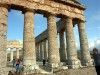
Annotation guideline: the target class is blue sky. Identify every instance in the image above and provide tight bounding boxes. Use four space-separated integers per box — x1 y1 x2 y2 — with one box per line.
81 0 100 49
8 11 47 40
7 0 100 49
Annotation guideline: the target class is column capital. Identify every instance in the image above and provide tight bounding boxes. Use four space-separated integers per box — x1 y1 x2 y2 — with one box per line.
0 4 11 11
22 8 35 14
44 12 56 18
61 15 73 20
77 19 86 23
0 4 9 8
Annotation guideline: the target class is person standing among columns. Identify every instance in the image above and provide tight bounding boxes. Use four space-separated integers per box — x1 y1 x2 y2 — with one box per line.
78 19 93 66
47 13 60 68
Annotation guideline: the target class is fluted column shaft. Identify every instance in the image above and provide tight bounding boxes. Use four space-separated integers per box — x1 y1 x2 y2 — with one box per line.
23 10 36 68
43 40 48 60
0 5 8 75
59 31 67 62
65 17 81 68
47 14 60 67
78 20 93 66
36 43 40 61
40 42 44 61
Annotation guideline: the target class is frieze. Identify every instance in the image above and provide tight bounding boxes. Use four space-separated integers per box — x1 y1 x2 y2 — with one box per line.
0 0 85 20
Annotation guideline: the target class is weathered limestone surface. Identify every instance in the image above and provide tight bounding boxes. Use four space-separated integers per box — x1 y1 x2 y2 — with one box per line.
0 5 8 75
36 43 40 61
78 21 93 66
0 0 85 20
40 42 44 61
23 10 38 74
59 31 67 62
47 14 60 68
43 40 48 60
65 17 81 68
0 0 97 75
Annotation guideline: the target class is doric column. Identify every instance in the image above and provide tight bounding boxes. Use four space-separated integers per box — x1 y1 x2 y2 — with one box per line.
38 43 41 61
23 10 38 73
40 42 44 61
59 31 67 62
0 5 9 75
16 48 19 59
47 13 60 68
78 20 93 66
36 43 40 61
43 40 48 60
10 50 13 62
65 17 81 68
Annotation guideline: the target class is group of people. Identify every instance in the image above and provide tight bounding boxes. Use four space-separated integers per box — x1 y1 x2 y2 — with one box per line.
12 59 23 74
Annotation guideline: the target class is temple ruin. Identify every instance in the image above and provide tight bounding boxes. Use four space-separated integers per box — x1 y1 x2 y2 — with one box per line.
0 0 97 75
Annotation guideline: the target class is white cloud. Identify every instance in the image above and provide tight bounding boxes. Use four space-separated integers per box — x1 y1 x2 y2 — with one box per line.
89 38 100 53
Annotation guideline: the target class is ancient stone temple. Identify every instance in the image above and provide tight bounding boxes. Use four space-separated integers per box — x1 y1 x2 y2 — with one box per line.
0 0 97 75
7 40 23 61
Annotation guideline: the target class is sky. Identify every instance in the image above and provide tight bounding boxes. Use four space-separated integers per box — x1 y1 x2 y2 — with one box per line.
7 0 100 50
81 0 100 50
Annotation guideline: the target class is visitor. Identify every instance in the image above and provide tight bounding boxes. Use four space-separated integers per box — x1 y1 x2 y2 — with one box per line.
43 59 46 66
15 59 20 73
93 48 100 75
12 59 16 67
19 59 23 74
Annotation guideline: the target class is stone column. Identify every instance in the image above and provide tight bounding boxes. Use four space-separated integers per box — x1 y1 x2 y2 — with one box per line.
40 42 43 61
36 43 40 61
78 20 93 66
16 48 19 59
65 17 81 68
43 40 48 60
38 43 41 61
10 50 13 62
23 10 38 73
0 5 9 75
59 31 67 62
47 14 60 68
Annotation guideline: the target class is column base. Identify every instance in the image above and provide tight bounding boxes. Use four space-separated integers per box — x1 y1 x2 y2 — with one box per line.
23 64 40 75
68 59 82 69
47 63 63 68
82 59 93 66
47 62 68 73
